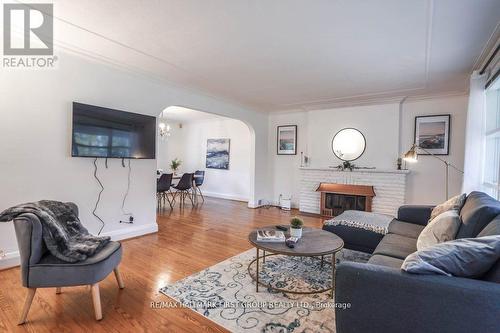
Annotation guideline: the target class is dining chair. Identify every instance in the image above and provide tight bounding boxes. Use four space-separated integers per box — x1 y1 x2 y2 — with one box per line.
157 173 174 209
194 170 205 202
172 173 194 206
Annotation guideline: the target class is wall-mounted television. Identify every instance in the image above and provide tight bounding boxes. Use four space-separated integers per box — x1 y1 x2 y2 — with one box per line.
72 102 156 159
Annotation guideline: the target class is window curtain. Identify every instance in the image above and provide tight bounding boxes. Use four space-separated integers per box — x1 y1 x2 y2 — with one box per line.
462 71 487 193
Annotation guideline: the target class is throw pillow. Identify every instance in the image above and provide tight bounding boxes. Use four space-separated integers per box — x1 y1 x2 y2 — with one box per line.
429 193 466 222
401 235 500 277
416 210 461 250
478 214 500 283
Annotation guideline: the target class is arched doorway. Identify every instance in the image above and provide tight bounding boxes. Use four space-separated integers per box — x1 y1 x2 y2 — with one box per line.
157 106 254 204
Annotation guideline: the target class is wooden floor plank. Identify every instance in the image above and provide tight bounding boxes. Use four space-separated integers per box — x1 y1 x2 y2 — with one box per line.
0 197 323 332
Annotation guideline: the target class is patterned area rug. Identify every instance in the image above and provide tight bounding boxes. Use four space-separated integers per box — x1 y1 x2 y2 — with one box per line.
160 248 370 332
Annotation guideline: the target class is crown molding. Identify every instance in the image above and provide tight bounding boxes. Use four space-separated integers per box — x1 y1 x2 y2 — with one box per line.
404 90 468 102
270 89 467 113
472 22 500 72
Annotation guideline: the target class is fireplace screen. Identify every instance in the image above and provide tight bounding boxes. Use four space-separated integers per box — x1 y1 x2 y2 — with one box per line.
316 183 375 218
324 193 367 216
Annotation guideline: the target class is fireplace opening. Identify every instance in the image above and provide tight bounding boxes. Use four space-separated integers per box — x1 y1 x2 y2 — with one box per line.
316 183 375 218
324 193 367 216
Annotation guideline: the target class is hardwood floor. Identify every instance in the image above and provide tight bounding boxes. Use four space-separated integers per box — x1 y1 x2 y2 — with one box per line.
0 197 324 333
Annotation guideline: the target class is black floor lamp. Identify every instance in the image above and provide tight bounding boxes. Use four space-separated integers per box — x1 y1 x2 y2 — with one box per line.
403 144 464 200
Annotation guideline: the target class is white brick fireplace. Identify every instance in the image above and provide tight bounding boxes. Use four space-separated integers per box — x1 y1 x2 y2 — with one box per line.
299 167 410 216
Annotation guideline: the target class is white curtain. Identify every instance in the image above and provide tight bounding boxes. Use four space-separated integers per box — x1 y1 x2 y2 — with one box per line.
462 71 487 193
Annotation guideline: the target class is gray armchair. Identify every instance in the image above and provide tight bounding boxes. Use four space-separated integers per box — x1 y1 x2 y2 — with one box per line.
13 202 124 324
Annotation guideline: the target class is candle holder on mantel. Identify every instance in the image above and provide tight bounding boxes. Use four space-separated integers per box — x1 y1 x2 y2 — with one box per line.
337 161 356 171
300 152 310 167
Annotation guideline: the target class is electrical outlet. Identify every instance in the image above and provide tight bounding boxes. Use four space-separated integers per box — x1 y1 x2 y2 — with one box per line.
119 215 134 224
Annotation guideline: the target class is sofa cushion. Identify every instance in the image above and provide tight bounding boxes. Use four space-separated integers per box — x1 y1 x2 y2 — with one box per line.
401 236 500 277
416 210 461 250
368 254 404 269
478 215 500 283
373 234 417 259
478 214 500 237
397 205 434 226
429 193 466 222
484 259 500 283
322 224 384 254
388 220 425 239
457 191 500 238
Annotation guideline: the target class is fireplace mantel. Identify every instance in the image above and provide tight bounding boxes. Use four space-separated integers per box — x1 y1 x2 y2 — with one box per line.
300 166 410 174
316 183 376 197
300 167 409 216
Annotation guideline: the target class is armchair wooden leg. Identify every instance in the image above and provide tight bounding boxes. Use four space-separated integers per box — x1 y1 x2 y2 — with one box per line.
114 267 125 289
56 287 62 294
18 288 36 325
91 284 102 321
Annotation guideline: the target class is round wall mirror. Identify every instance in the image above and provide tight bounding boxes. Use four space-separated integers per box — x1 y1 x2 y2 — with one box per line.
331 128 366 161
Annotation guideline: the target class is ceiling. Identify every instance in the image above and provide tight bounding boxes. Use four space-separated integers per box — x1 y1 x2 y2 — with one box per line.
46 0 500 111
159 106 221 123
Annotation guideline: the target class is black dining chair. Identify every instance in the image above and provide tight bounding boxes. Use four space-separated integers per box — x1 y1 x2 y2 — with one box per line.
172 173 194 206
157 173 174 209
194 170 205 202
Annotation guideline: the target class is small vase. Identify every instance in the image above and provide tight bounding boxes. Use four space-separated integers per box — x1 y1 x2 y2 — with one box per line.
290 227 302 238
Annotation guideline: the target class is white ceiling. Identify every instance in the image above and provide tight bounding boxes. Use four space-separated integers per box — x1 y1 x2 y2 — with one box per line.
47 0 500 111
159 106 221 123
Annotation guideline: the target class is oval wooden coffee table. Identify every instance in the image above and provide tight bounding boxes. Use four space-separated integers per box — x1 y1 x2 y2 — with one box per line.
248 226 344 297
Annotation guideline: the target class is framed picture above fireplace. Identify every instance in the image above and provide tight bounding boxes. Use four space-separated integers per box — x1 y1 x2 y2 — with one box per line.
277 125 297 155
414 114 450 155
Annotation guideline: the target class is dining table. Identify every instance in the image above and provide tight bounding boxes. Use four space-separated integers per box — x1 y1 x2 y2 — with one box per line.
157 172 202 204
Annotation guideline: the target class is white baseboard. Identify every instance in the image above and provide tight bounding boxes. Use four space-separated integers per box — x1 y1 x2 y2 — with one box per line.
201 191 248 202
0 250 20 270
247 201 259 208
247 200 300 210
0 222 158 271
101 222 158 241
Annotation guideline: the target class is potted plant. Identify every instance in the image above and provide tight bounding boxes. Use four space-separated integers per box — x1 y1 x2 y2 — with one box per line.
170 158 182 175
290 216 304 238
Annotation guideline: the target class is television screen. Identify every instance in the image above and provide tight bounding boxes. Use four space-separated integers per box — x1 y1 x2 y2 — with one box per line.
72 102 156 159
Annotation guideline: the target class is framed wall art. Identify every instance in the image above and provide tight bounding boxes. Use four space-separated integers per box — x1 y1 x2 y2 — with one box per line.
414 114 450 155
277 125 297 155
206 138 230 169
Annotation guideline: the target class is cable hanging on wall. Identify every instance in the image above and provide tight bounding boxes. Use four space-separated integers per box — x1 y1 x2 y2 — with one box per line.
92 158 106 235
120 158 133 222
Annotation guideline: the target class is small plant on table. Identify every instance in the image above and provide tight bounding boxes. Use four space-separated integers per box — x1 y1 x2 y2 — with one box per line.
290 216 304 238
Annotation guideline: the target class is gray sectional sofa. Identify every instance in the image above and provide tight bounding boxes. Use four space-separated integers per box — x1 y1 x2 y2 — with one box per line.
333 191 500 333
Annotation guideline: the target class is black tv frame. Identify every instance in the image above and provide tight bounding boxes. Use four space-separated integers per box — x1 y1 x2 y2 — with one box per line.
71 102 156 159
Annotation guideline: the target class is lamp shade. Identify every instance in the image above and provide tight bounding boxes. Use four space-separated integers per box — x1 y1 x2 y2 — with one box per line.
403 144 418 162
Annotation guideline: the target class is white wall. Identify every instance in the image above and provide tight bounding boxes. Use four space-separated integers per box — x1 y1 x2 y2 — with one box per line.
268 111 308 207
158 118 251 201
269 104 400 207
269 95 468 208
0 51 271 268
306 104 400 168
401 96 467 204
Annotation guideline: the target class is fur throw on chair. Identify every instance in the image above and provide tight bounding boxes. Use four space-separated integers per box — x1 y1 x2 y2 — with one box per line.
0 200 110 262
